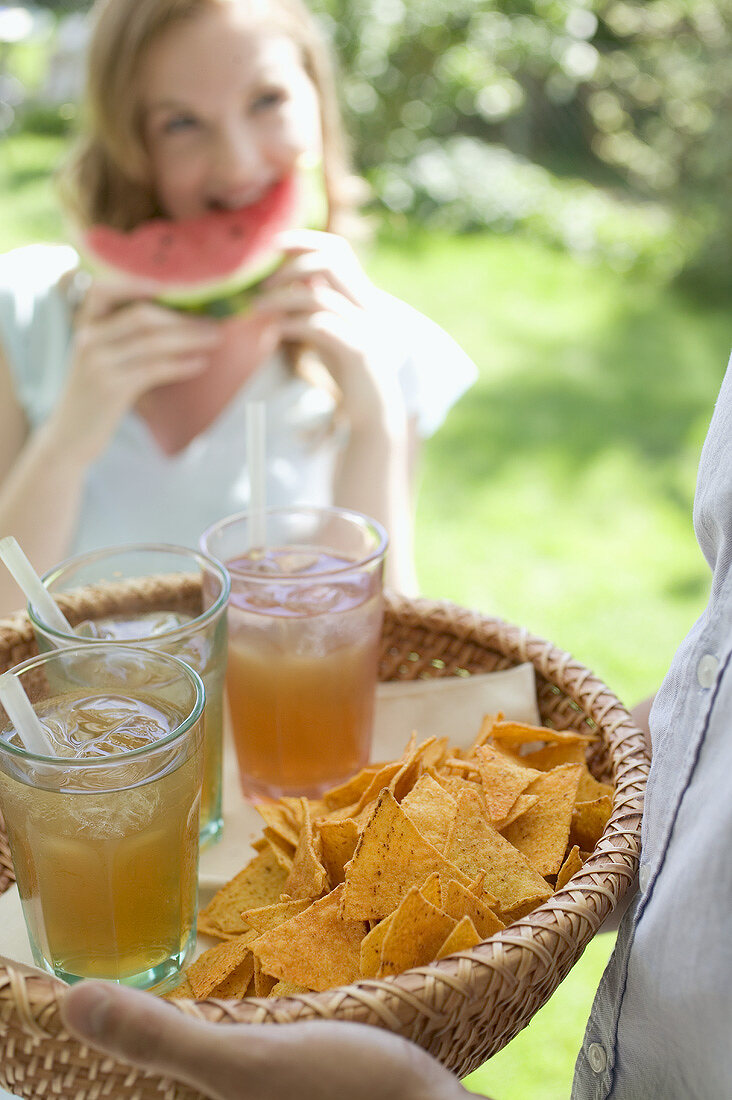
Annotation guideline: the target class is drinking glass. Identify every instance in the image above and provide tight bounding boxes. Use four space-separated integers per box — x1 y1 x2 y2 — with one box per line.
0 643 204 990
201 505 387 799
28 544 229 846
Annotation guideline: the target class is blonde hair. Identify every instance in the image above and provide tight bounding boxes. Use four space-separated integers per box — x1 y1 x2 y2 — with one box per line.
58 0 361 232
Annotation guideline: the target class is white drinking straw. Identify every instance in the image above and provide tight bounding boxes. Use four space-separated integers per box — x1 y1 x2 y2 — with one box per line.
246 402 267 551
0 672 56 756
0 536 73 634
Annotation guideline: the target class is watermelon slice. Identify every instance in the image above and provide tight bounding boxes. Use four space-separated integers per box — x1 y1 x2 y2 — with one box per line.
82 158 327 317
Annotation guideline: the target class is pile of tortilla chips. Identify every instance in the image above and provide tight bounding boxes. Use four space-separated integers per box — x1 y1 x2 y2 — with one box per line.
167 717 613 1000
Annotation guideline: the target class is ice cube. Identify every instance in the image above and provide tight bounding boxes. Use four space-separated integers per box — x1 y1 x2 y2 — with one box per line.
74 619 107 639
281 583 342 615
275 551 321 575
76 611 193 642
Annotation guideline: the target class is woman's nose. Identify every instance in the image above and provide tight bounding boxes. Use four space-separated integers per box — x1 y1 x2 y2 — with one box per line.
212 123 265 190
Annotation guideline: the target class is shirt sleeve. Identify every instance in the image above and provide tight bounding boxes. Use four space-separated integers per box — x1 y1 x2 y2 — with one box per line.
380 293 478 438
0 244 78 426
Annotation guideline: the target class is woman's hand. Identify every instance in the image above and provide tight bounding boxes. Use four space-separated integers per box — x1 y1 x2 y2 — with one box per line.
51 280 222 462
255 229 407 432
62 981 474 1100
255 229 419 592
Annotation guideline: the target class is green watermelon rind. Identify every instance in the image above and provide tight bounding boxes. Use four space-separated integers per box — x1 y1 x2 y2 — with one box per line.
157 249 286 314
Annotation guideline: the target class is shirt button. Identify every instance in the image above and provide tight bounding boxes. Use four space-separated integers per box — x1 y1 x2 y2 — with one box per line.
639 863 650 892
697 654 719 688
587 1042 607 1074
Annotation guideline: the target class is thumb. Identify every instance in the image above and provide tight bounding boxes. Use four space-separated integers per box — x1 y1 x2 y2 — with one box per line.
62 981 236 1092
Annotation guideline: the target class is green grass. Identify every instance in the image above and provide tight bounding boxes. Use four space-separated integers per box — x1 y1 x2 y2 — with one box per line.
369 229 729 706
1 129 730 1099
464 933 616 1100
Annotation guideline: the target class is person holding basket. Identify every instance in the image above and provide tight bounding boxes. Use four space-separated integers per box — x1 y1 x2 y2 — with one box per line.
61 345 732 1099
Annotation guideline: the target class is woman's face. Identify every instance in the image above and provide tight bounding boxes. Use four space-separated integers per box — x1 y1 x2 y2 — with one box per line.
139 4 323 219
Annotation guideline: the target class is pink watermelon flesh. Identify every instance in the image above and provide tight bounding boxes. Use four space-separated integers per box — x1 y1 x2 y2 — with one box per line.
83 167 323 313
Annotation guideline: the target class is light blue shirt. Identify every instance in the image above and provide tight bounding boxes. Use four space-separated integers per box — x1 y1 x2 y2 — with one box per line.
573 353 732 1099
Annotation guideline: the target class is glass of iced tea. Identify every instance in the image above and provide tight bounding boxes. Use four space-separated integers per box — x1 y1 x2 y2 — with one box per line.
28 544 229 847
0 643 204 990
201 506 387 799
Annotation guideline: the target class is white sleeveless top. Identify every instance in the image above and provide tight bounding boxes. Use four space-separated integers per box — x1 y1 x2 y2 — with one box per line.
0 244 477 555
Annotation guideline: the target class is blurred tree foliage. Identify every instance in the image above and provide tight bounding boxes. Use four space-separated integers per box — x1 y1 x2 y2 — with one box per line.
13 0 732 287
311 0 730 287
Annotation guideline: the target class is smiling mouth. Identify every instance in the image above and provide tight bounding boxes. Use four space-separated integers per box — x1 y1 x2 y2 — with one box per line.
207 180 280 212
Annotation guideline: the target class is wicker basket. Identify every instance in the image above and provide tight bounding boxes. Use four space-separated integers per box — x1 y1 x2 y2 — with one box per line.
0 587 648 1099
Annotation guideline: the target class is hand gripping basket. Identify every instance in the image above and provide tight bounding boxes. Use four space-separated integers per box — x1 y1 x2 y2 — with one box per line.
0 587 649 1099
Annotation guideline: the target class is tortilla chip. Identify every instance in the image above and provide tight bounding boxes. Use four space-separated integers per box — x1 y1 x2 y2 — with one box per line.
162 974 194 999
418 736 450 770
252 955 278 997
391 737 438 801
433 774 485 804
358 870 442 979
436 915 482 959
359 915 393 978
197 913 237 941
210 954 255 999
322 800 361 823
353 762 403 813
304 798 328 821
570 794 613 851
268 980 311 997
519 742 587 770
417 870 443 906
249 884 366 992
318 817 360 887
444 788 551 913
441 878 505 939
466 873 500 911
187 933 256 999
277 796 325 827
576 768 614 804
498 892 551 923
323 766 380 810
492 793 539 831
256 802 300 847
263 829 295 872
464 712 505 757
241 898 311 933
341 789 472 920
400 774 458 851
443 757 480 775
556 845 584 891
475 744 540 822
377 887 456 977
199 848 288 936
502 764 583 877
490 721 597 747
283 800 328 900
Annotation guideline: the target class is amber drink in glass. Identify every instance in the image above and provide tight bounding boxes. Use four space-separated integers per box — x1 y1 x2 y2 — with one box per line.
202 506 387 799
0 643 204 990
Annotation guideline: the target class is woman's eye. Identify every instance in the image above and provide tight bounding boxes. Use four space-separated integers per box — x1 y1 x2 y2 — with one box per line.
251 90 285 112
163 115 198 134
